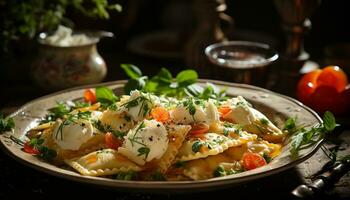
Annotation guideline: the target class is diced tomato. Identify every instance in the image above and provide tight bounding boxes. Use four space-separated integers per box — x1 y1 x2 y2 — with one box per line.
23 142 40 155
84 89 96 103
218 105 232 116
189 123 209 135
105 132 122 150
150 107 170 122
316 66 348 92
242 152 267 170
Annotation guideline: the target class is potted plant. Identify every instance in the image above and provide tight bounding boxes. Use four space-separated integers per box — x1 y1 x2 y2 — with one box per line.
0 0 121 81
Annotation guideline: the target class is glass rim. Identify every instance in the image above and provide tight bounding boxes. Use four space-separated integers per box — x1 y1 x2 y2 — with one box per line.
205 40 279 69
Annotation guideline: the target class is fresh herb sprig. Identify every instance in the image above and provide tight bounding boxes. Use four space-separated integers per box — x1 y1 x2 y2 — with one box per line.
121 64 226 100
95 86 119 108
286 111 337 157
0 113 15 133
92 120 126 139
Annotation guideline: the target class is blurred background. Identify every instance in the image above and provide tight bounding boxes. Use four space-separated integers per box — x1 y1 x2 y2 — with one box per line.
1 0 349 109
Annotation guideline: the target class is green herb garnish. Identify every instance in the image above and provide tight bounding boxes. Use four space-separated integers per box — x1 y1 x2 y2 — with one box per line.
137 147 150 158
27 138 57 161
288 111 337 157
192 141 203 153
0 113 15 133
148 171 166 181
260 118 269 125
213 165 243 177
92 120 126 139
263 153 272 163
95 86 119 108
115 171 138 181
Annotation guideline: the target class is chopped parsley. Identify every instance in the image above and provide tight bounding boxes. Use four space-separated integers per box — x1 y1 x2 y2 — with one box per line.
120 94 152 118
223 122 243 136
263 153 272 163
115 171 138 180
260 118 269 125
92 120 126 139
192 141 203 153
137 147 150 158
213 165 244 177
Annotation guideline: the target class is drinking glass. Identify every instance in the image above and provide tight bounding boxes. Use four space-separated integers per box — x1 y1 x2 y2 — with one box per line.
205 41 279 87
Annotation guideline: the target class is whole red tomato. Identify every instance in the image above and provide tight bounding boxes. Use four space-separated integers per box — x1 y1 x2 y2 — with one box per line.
296 66 349 115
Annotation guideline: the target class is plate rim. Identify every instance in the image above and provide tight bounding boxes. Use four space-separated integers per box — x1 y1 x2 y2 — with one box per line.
0 79 323 192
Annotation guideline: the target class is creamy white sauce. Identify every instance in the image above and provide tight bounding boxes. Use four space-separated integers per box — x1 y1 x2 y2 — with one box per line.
222 97 282 134
123 119 168 162
170 100 219 125
43 25 92 46
52 118 94 150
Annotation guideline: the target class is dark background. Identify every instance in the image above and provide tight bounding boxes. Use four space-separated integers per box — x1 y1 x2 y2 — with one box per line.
1 0 350 108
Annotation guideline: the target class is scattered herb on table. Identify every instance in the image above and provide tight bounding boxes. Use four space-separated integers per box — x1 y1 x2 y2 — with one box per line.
286 111 337 157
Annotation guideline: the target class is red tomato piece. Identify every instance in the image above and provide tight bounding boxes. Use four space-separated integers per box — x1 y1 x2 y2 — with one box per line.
150 107 170 122
105 132 122 150
310 85 343 114
23 142 40 155
242 152 267 170
296 70 321 105
316 66 348 92
84 89 96 103
189 123 209 135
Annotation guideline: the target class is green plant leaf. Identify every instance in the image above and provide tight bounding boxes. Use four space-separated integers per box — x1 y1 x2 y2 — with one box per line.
124 76 147 94
323 111 336 132
152 68 173 84
95 86 118 104
176 70 198 87
0 113 15 132
121 64 142 79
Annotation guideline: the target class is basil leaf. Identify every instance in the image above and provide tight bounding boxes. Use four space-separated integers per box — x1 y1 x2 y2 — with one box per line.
121 64 142 79
176 70 198 87
96 86 118 104
124 76 147 94
323 111 336 132
153 68 173 84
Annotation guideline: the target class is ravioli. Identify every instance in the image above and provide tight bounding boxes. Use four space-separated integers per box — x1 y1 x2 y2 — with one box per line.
65 149 142 176
221 96 286 143
177 133 242 162
25 87 287 181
